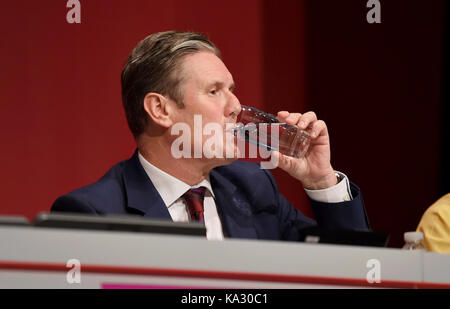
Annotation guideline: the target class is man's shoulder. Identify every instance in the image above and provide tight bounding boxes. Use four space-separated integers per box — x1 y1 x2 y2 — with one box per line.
420 193 450 224
73 158 128 194
51 158 130 214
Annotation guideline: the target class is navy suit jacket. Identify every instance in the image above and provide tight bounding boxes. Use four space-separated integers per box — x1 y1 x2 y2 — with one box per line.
51 151 370 240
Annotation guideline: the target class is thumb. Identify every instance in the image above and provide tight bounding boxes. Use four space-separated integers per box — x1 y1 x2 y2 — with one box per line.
272 150 304 181
272 150 291 171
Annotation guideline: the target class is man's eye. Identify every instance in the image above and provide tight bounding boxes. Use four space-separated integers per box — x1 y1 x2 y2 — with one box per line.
210 89 217 95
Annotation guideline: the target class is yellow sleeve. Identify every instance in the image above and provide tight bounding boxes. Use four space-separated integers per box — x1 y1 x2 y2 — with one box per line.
417 193 450 254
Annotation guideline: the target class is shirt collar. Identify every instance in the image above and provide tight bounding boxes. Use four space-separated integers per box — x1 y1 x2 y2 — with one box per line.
137 152 214 208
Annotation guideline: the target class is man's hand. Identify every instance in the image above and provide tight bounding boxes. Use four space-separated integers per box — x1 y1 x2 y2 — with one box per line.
273 111 337 190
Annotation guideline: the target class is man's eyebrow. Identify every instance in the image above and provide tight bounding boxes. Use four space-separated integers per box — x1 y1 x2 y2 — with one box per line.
207 81 235 90
205 81 223 88
207 81 236 92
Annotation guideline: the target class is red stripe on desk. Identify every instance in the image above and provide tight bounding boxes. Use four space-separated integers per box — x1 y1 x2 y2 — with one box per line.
0 261 449 289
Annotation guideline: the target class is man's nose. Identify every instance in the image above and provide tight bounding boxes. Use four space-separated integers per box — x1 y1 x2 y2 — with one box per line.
226 92 241 119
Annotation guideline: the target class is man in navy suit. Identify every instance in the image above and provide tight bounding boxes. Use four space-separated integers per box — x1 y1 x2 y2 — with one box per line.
52 31 370 240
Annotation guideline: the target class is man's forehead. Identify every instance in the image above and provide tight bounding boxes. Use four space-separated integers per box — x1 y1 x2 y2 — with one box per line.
180 51 234 85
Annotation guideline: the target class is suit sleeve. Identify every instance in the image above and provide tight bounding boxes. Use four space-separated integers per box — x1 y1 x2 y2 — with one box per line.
309 182 371 231
262 169 370 241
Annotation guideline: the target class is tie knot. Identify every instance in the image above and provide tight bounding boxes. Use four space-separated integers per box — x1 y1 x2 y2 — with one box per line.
183 187 207 201
183 187 207 222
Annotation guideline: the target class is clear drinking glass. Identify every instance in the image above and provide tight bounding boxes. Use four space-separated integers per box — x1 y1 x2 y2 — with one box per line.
233 105 311 158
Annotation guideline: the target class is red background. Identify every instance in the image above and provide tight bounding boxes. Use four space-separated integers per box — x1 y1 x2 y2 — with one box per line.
0 0 446 247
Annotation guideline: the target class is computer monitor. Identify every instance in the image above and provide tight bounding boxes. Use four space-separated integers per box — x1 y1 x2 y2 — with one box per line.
0 216 30 226
298 226 389 247
34 212 206 237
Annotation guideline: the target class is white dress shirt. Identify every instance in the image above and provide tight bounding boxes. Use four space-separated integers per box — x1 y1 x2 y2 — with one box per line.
304 171 353 203
138 152 353 240
138 153 224 240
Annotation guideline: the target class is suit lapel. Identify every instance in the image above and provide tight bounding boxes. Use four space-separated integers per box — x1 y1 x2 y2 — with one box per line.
122 150 172 220
210 168 258 239
122 151 258 239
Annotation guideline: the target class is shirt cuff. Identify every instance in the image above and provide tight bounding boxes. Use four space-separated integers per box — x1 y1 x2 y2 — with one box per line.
304 171 353 203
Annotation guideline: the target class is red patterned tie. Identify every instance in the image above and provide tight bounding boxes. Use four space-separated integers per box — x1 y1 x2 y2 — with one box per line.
182 187 207 222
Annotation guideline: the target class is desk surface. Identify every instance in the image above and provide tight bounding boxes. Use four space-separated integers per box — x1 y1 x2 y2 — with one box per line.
0 225 449 288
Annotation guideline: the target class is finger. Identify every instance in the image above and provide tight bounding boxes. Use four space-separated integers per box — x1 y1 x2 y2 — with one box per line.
284 113 302 125
309 119 327 139
297 111 317 130
276 111 290 122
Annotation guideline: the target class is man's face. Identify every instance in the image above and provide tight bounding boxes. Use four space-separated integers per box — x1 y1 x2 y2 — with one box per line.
170 51 241 162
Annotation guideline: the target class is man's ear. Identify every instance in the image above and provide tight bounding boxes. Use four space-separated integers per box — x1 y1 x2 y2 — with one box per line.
143 93 175 128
